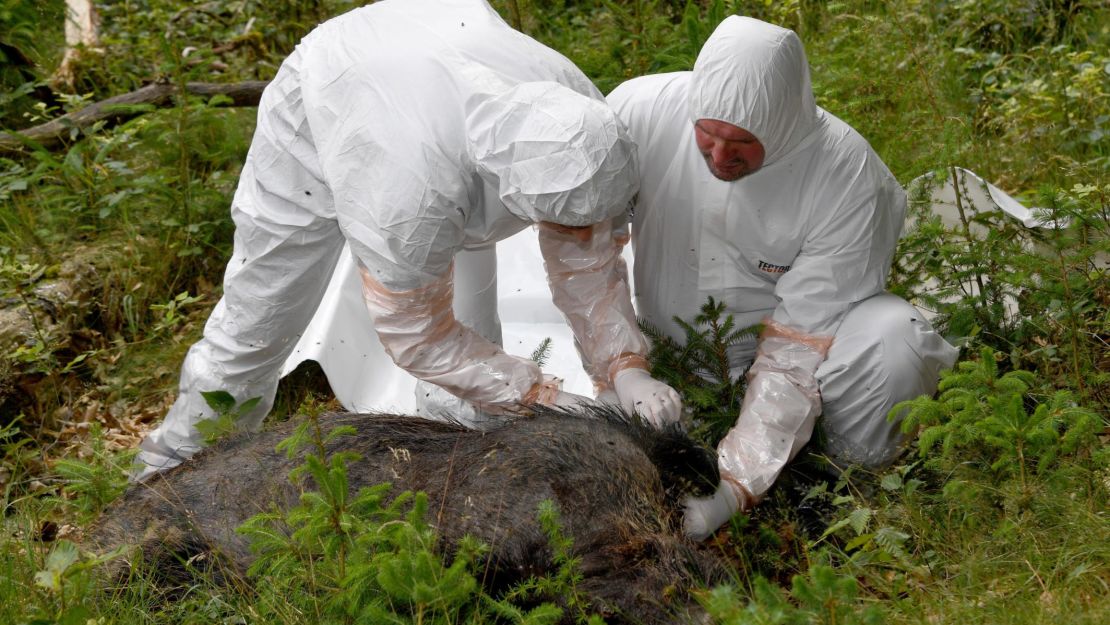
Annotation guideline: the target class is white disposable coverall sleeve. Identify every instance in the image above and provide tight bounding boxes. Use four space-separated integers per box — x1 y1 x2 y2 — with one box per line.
359 263 548 415
537 219 650 392
718 319 832 502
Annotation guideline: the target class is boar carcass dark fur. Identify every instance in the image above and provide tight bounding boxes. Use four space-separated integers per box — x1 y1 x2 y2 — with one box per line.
92 406 730 624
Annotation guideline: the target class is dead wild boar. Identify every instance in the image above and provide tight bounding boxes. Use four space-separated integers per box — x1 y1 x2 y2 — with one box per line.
91 406 730 624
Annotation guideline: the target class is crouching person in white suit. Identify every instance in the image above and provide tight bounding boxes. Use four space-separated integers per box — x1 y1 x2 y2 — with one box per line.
606 16 959 539
134 0 681 481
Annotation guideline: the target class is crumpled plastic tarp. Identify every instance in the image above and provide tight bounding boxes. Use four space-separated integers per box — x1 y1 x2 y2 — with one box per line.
909 166 1065 230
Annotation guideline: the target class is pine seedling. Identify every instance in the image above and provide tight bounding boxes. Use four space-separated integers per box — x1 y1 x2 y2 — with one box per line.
981 389 1101 488
50 423 133 520
641 296 758 446
238 415 387 605
790 565 884 625
895 347 1031 463
530 337 554 367
344 497 484 624
893 347 1101 487
502 499 606 624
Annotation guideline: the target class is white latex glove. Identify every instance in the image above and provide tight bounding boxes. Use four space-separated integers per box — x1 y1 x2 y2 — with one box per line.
682 481 744 541
542 389 603 410
595 388 620 406
612 367 683 428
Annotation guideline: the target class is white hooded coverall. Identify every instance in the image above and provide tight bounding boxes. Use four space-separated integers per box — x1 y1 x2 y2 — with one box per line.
607 16 958 516
136 0 661 477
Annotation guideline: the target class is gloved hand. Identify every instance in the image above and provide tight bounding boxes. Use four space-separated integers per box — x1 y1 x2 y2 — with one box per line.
612 367 682 428
595 388 620 406
682 480 749 541
542 389 602 410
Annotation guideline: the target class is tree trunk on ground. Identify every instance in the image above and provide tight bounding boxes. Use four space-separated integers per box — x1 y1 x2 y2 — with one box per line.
0 80 269 154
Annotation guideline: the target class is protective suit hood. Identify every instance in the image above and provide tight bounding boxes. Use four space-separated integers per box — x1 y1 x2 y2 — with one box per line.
690 16 818 166
467 81 639 226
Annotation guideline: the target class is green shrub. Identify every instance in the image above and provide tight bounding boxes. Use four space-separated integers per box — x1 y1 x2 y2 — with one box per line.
702 564 884 625
894 347 1102 489
237 414 598 624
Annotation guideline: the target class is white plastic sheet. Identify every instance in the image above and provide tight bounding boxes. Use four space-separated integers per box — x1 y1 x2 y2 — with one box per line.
909 166 1062 230
280 227 621 413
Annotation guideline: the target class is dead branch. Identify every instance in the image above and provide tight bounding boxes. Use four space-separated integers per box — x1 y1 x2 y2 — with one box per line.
0 79 268 155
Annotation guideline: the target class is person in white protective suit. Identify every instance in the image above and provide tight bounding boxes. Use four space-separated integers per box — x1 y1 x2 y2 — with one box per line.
606 16 960 540
134 0 681 480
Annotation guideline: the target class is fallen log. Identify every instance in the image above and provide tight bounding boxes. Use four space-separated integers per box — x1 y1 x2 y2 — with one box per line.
0 79 268 155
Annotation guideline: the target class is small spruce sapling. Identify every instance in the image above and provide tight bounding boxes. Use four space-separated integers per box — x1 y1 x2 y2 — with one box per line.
50 423 133 521
640 296 759 446
892 346 1101 488
530 337 554 367
501 499 607 625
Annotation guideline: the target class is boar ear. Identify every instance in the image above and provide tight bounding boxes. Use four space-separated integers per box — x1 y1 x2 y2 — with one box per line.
645 432 719 502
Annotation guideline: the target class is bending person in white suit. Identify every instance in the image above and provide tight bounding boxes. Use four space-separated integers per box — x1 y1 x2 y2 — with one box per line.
606 16 959 539
134 0 681 481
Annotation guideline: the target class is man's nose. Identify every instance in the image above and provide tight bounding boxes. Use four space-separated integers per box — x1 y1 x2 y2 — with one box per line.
710 141 731 165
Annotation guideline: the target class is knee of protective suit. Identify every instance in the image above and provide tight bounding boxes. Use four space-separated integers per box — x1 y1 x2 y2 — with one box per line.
816 294 958 469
